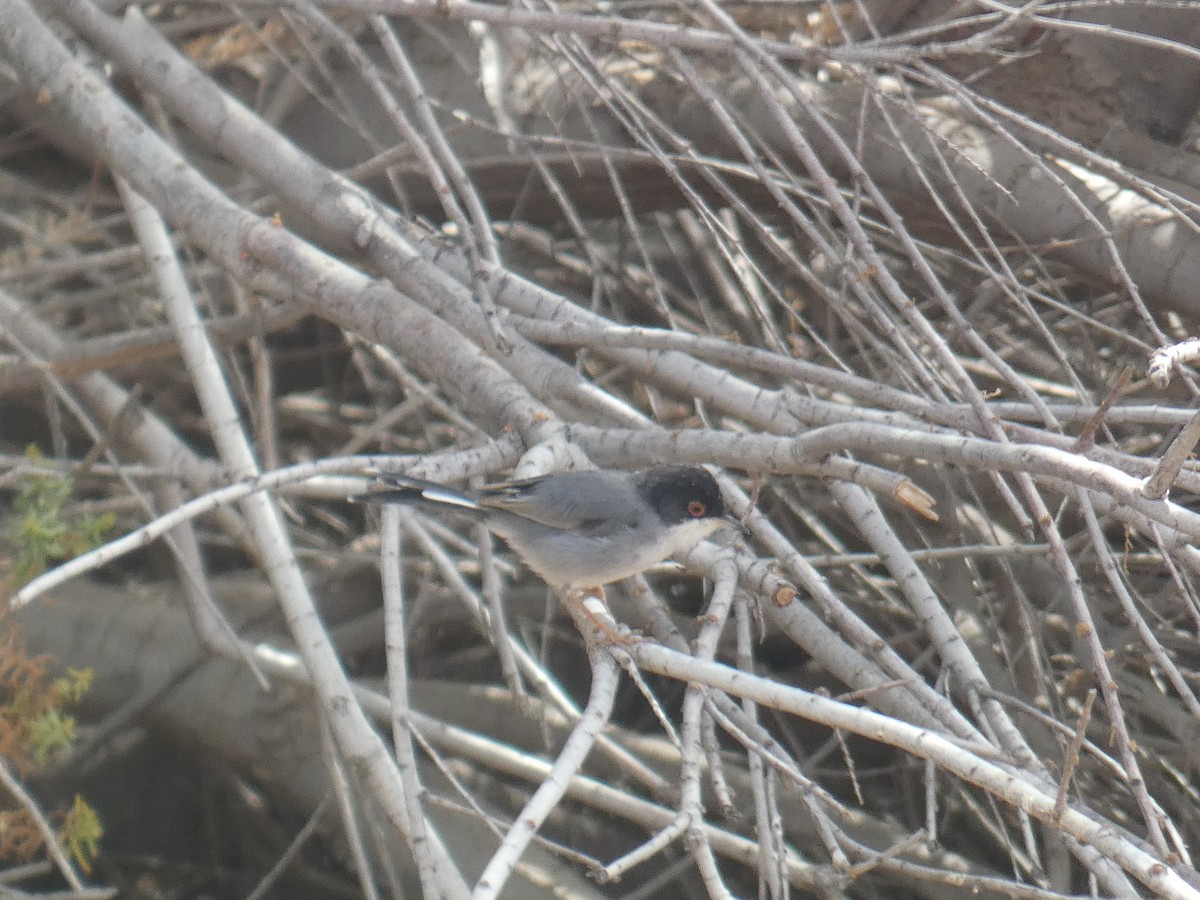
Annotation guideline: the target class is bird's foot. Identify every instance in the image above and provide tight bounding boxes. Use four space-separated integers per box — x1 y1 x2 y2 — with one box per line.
565 587 643 646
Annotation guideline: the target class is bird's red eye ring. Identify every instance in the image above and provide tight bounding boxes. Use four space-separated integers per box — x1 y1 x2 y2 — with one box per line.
688 500 707 518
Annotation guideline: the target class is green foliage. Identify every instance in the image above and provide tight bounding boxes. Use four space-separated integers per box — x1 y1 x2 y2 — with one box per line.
6 446 114 587
27 709 76 766
0 452 103 872
18 668 91 766
53 669 92 706
61 795 102 874
0 629 99 871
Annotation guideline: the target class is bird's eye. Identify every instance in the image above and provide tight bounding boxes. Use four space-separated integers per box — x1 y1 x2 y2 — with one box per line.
688 500 707 517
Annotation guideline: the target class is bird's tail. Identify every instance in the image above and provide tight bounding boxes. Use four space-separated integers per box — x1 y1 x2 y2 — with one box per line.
350 475 486 517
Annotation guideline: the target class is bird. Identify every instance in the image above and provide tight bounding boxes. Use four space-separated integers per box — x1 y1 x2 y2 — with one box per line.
355 465 736 591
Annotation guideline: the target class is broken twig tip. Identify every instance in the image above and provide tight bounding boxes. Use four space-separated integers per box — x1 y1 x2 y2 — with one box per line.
895 480 939 522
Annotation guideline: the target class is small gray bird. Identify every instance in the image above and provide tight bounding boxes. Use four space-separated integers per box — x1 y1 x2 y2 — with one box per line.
357 466 735 590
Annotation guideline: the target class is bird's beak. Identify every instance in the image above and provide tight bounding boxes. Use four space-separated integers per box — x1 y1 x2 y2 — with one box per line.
722 513 749 536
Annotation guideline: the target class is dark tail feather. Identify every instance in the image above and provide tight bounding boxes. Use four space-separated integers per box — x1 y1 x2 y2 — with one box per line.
349 476 486 518
349 487 425 505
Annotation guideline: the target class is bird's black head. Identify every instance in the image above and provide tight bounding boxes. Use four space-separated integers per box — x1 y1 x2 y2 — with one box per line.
636 466 727 525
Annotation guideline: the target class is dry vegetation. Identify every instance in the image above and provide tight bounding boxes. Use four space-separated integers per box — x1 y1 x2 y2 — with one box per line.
3 1 1200 898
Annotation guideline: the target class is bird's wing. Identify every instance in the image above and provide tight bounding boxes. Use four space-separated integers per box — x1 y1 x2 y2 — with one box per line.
478 470 636 532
